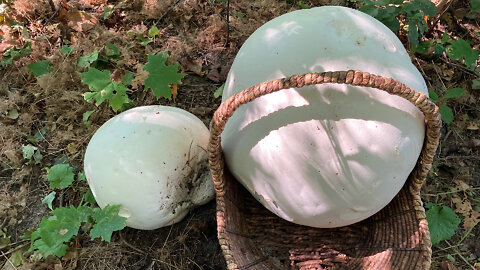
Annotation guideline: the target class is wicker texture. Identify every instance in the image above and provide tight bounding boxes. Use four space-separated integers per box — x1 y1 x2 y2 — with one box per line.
208 70 441 270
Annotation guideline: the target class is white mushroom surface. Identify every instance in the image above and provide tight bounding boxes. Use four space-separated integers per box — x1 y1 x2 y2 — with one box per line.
84 105 214 230
221 6 428 228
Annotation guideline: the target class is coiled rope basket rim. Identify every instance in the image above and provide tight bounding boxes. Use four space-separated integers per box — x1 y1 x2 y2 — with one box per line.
207 70 441 270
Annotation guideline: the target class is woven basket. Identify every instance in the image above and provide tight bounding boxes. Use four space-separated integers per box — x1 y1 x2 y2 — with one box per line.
208 70 441 270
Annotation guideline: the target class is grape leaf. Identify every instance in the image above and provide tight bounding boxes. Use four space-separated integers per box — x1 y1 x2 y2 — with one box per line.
90 205 126 242
439 105 454 124
143 52 186 99
47 164 75 189
30 206 93 258
443 87 465 99
77 50 98 68
80 67 130 111
28 60 52 77
42 191 56 210
446 39 479 67
425 203 460 245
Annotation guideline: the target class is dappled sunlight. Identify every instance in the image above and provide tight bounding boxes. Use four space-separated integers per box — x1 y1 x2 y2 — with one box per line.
223 81 425 227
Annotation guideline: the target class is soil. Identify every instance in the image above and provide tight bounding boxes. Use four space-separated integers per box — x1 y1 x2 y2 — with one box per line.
0 0 479 269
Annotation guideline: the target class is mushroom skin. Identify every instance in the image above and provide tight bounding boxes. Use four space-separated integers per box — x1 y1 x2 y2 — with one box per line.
84 105 214 230
221 6 428 228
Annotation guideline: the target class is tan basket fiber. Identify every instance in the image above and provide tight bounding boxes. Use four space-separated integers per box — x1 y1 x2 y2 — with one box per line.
208 70 441 270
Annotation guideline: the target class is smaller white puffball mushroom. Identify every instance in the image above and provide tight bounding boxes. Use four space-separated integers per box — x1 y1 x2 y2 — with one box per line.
84 105 214 230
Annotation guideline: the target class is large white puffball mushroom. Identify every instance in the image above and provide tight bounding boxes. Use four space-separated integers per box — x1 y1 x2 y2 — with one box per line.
222 6 428 228
84 106 214 230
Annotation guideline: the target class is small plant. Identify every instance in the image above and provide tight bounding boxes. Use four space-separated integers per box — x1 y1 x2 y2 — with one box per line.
21 144 43 164
80 67 132 111
132 25 161 46
425 202 461 245
1 42 32 66
103 5 115 20
143 51 186 99
429 87 465 124
29 163 127 258
357 0 436 46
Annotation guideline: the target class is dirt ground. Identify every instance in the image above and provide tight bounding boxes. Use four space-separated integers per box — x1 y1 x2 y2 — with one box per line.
0 0 479 269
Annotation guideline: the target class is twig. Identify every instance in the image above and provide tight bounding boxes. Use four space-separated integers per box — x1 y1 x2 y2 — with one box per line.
0 251 18 270
47 0 56 13
156 0 183 24
444 155 480 160
440 57 480 77
119 231 146 255
445 240 476 270
206 0 245 37
226 0 230 46
432 0 456 29
0 241 29 257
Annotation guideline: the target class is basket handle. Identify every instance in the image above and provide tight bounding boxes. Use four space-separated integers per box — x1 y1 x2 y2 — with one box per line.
207 70 441 197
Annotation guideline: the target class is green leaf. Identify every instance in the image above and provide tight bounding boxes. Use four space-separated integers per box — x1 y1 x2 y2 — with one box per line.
6 108 18 119
27 129 46 144
412 0 437 16
90 205 126 242
407 24 420 45
104 43 121 60
77 172 87 182
30 206 93 258
80 67 131 111
443 87 465 99
446 39 479 67
1 42 32 66
28 60 52 77
83 188 97 205
77 50 99 68
148 25 160 38
441 31 450 44
21 144 38 160
60 45 75 55
235 11 245 18
439 105 454 124
11 249 26 267
143 52 186 99
472 0 480 13
214 84 224 98
103 5 114 19
121 72 133 85
425 203 460 245
42 191 56 210
434 43 445 55
33 151 43 164
82 110 94 126
46 164 75 189
428 90 438 102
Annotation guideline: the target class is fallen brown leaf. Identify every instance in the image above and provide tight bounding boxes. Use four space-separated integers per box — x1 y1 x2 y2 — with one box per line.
452 194 480 230
62 11 98 32
440 260 458 270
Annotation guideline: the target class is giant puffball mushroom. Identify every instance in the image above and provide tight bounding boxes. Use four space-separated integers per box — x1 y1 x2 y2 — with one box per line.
221 6 428 228
84 105 214 230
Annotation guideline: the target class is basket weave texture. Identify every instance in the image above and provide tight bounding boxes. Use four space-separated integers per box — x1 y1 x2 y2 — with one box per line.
208 70 441 270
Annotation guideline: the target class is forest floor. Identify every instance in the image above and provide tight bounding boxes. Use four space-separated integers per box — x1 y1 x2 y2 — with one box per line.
0 0 479 269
